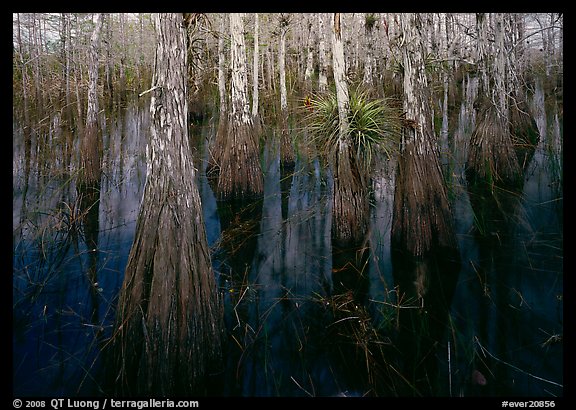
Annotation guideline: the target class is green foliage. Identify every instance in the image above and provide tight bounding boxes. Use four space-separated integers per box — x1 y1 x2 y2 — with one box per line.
304 86 402 171
364 13 378 31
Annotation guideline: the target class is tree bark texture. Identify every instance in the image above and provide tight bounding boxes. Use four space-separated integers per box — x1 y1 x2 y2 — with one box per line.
332 142 370 243
362 14 375 87
331 13 350 140
207 14 228 176
391 13 458 258
468 13 521 187
110 13 223 395
31 13 44 115
475 13 490 95
80 13 103 185
303 14 314 89
252 13 260 118
217 13 263 199
493 13 508 120
278 14 294 163
317 13 328 92
279 16 288 113
73 15 84 132
330 13 369 243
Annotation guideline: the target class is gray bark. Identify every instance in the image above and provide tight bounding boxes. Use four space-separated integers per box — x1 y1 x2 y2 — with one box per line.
391 13 458 257
31 14 43 110
318 13 328 91
217 13 263 198
86 13 103 129
111 13 222 395
331 13 349 139
252 13 260 118
119 13 127 96
80 13 104 185
362 13 376 87
279 14 289 113
218 14 228 115
208 13 229 174
475 13 490 94
266 41 275 92
303 14 314 88
229 13 252 126
467 13 522 186
330 13 368 242
278 14 294 162
60 13 71 113
73 15 83 129
493 13 508 121
103 15 114 103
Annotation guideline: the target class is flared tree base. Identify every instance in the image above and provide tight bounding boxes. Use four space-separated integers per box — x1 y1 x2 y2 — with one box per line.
466 103 523 189
216 118 263 200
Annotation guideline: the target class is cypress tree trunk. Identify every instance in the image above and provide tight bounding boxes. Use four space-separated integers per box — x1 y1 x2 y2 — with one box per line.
64 13 74 126
217 13 263 199
390 16 461 396
467 13 522 188
59 13 72 121
279 15 288 114
331 13 369 243
266 42 275 93
31 13 44 116
252 13 260 121
118 13 127 101
303 14 314 90
72 14 84 133
362 13 376 87
475 13 490 95
103 15 115 108
332 13 349 148
391 13 458 258
207 14 228 179
506 13 539 171
318 13 328 92
80 13 103 186
109 13 223 396
278 14 294 163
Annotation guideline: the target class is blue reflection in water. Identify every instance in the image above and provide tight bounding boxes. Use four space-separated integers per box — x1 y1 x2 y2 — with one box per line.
12 85 562 397
13 102 148 396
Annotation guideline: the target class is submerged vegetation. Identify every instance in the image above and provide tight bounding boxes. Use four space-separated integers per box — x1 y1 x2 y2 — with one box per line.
13 12 562 398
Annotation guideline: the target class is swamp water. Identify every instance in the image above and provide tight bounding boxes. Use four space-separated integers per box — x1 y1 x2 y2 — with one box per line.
13 82 562 397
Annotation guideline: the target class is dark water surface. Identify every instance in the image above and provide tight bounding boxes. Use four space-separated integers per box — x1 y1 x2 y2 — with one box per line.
13 81 562 397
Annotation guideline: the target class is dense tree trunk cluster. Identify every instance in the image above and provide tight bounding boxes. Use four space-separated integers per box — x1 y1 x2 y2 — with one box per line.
466 13 541 189
13 11 562 396
391 13 458 258
13 13 562 116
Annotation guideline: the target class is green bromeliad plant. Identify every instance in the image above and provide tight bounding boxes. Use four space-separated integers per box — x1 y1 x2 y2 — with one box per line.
304 85 402 173
303 85 402 243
